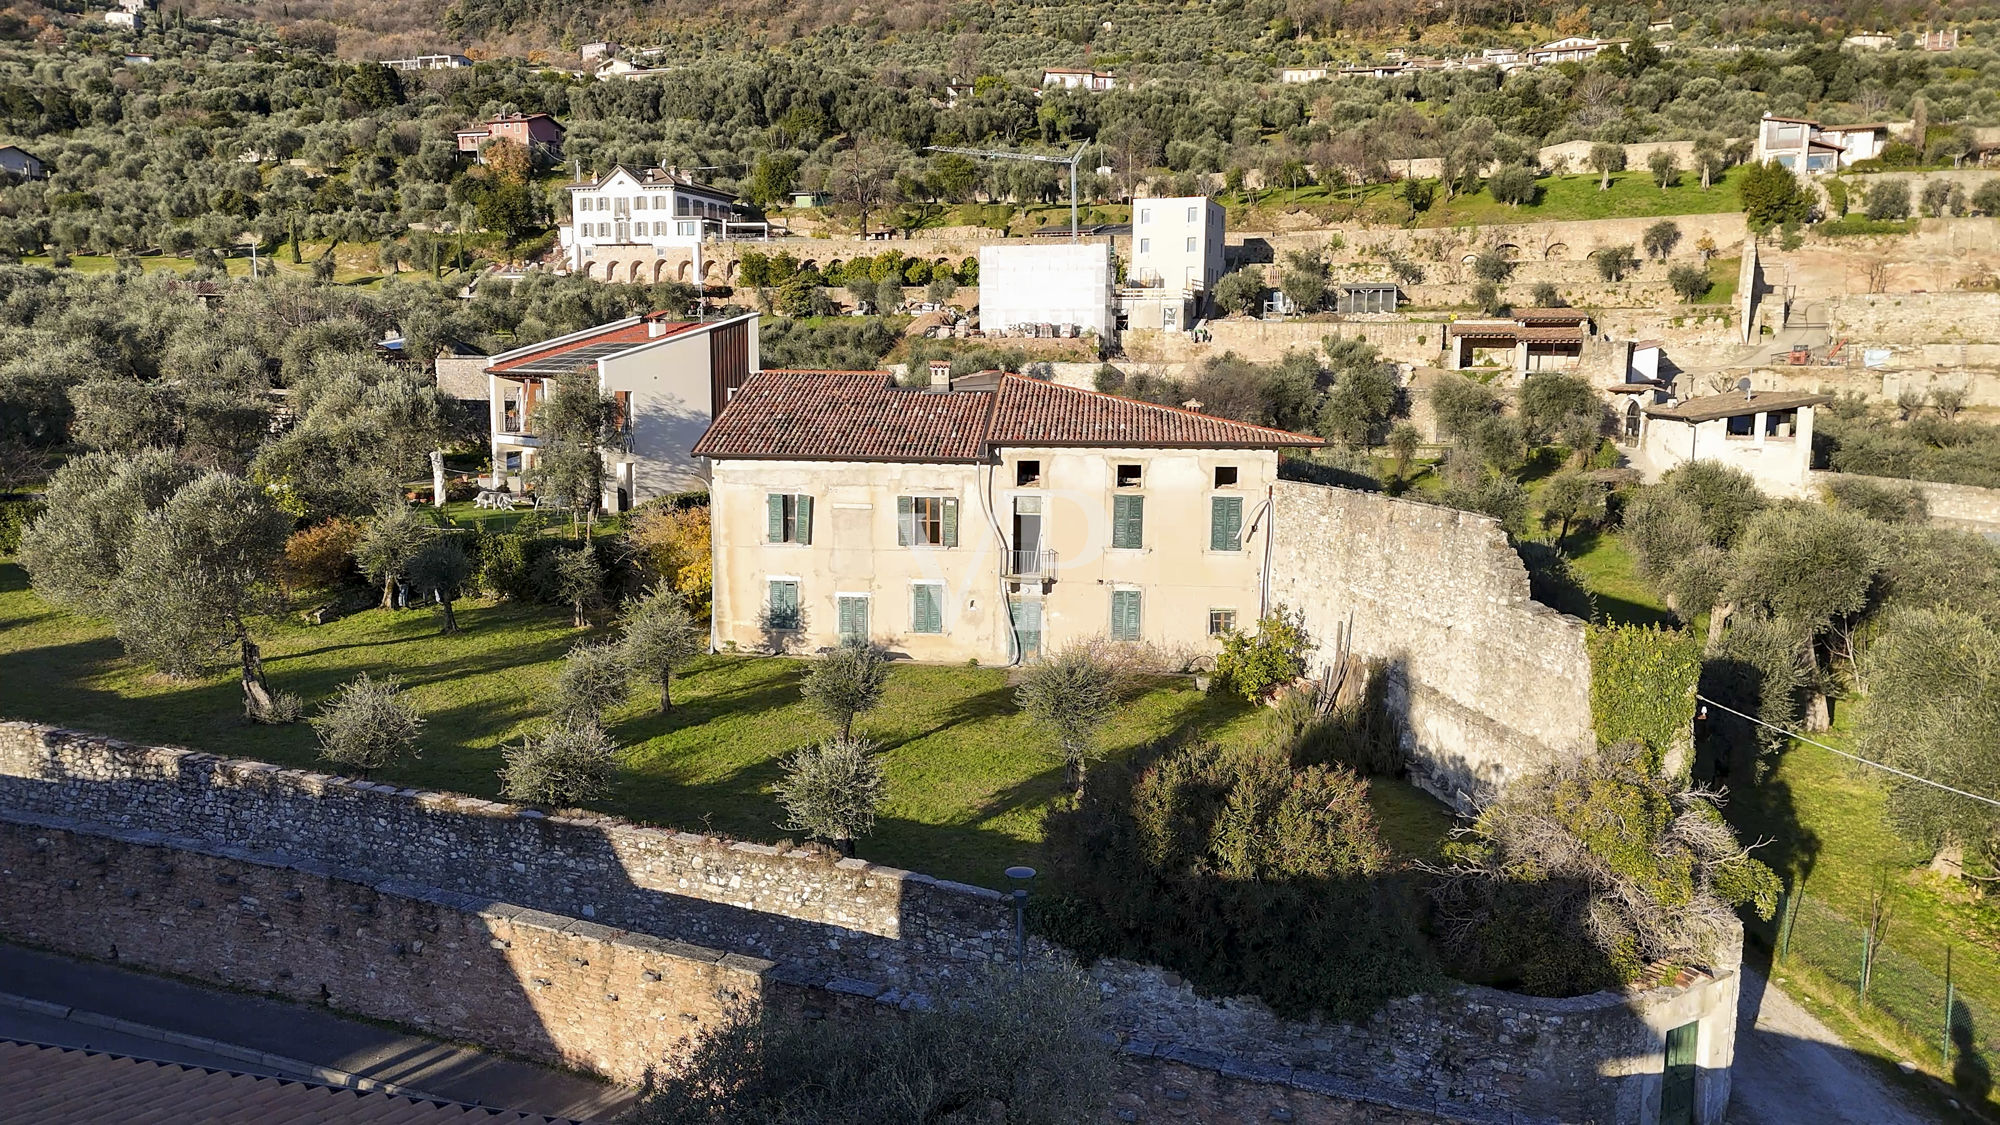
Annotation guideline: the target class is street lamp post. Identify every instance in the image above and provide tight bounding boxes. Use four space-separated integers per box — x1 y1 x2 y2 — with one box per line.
1004 865 1036 971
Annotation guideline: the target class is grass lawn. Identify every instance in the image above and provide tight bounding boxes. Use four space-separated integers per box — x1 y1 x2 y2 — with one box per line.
0 558 1453 890
1563 526 1676 628
1731 709 2000 1107
1226 169 1745 229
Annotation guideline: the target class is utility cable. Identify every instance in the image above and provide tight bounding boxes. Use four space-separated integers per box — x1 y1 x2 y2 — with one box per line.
1695 693 2000 810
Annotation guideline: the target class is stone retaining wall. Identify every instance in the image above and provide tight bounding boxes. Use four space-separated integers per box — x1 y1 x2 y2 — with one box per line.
1268 481 1597 806
1809 470 2000 533
0 720 1738 1123
0 815 767 1083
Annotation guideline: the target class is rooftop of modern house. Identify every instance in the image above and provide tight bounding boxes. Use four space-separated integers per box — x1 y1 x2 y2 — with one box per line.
485 312 747 378
691 370 1324 462
1644 390 1832 423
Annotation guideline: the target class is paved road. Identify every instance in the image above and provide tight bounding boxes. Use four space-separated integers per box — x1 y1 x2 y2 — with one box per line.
1728 965 1938 1124
0 943 635 1122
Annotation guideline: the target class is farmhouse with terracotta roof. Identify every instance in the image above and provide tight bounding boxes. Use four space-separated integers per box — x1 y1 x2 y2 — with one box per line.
484 310 757 508
694 361 1320 662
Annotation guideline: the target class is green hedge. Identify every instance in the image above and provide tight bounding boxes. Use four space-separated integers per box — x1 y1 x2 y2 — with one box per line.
0 499 43 555
1586 623 1702 779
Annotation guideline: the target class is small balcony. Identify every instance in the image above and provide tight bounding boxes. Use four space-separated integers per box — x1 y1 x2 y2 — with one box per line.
1004 548 1057 581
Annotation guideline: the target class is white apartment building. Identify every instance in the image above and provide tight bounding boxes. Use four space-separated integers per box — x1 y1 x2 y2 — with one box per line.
979 243 1116 338
559 166 768 279
1120 195 1225 332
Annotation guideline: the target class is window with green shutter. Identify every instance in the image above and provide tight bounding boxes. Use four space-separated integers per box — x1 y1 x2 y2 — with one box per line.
897 495 959 547
837 596 870 645
1210 495 1243 552
767 580 800 630
766 494 813 543
1110 589 1142 641
1111 494 1143 550
910 583 944 634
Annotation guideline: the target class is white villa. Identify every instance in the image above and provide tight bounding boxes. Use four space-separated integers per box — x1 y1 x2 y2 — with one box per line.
559 166 771 281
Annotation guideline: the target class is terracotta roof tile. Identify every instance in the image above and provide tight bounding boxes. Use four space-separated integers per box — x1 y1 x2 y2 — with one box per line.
692 370 1320 462
487 315 707 377
987 373 1322 448
692 371 995 461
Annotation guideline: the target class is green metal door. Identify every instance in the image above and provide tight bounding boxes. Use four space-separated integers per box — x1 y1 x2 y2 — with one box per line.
1660 1020 1699 1125
1011 597 1042 661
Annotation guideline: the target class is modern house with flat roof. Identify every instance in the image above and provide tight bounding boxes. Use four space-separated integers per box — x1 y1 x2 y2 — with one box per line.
1040 67 1117 91
693 364 1321 661
484 311 758 509
1445 308 1594 372
1632 389 1830 496
0 145 45 180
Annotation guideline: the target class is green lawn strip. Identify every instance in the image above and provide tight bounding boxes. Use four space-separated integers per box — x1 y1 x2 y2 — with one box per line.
1564 527 1676 628
1731 710 2000 1112
0 558 1454 889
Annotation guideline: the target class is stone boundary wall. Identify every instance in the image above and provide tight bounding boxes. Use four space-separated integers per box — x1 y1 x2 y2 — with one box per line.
1808 470 2000 533
1267 481 1596 806
0 721 1740 1123
0 814 768 1083
0 722 1015 991
1822 291 2000 343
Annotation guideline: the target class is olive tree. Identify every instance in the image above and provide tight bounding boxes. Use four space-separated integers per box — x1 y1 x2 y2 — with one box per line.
406 534 473 634
354 505 432 609
549 641 634 727
501 719 620 807
110 473 295 720
313 672 424 772
1540 470 1609 545
620 584 705 713
1016 647 1117 793
1587 142 1626 190
801 640 889 737
773 735 888 857
550 545 606 627
19 448 198 613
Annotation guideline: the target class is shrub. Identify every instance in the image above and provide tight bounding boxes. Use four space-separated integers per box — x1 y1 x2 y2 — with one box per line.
1211 605 1310 701
1469 280 1502 315
1470 246 1513 282
282 517 363 595
773 735 888 856
549 641 633 727
1265 676 1405 776
0 498 45 554
1487 165 1538 207
1865 179 1911 220
312 673 424 772
1594 244 1638 282
1041 736 1433 1020
476 531 534 599
624 502 712 600
1738 159 1812 229
1667 264 1712 303
501 719 620 807
1016 647 1118 792
1429 742 1779 996
1211 266 1266 316
549 544 606 626
1586 624 1701 777
801 640 888 737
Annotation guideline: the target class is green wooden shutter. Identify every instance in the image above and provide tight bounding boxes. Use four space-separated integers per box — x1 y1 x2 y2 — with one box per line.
912 584 942 634
795 495 813 545
769 580 799 629
942 497 959 547
1210 496 1242 551
767 494 785 543
896 496 913 546
837 596 868 643
1111 589 1141 641
1659 1022 1699 1125
1112 495 1143 549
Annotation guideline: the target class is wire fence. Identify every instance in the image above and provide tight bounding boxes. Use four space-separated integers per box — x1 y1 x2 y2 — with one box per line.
1775 881 2000 1092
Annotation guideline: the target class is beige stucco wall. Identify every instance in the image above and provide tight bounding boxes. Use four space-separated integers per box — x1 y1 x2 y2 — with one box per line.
710 447 1277 661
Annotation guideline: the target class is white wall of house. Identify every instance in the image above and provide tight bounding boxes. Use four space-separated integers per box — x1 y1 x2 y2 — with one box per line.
561 169 737 271
598 323 757 506
708 446 1277 661
979 243 1115 337
1131 195 1225 302
1634 405 1818 496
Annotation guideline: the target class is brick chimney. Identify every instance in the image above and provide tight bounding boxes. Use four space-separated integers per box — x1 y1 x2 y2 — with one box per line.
928 360 952 392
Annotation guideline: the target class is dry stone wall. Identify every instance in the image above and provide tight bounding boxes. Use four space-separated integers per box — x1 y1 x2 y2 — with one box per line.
0 721 1738 1123
0 816 767 1083
1268 481 1596 806
0 723 1015 990
1808 470 2000 533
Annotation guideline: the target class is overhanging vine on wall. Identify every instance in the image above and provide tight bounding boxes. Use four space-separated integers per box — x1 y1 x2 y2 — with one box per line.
1586 623 1702 780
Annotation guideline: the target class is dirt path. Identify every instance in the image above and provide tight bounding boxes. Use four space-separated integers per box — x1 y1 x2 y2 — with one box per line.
1728 966 1939 1124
